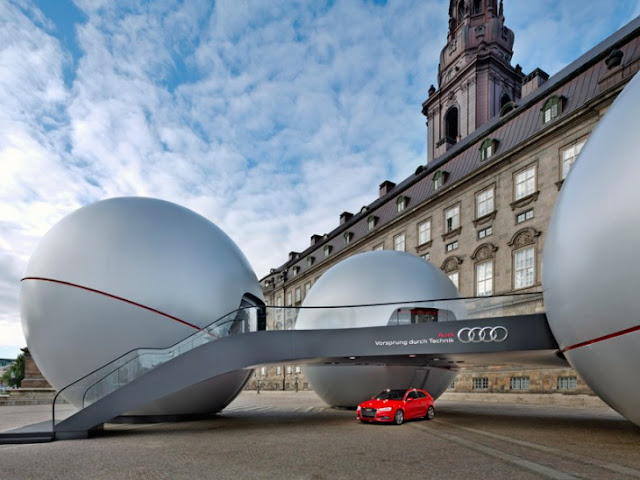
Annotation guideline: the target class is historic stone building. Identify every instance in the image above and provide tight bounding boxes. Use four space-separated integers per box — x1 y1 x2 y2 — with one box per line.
253 2 640 395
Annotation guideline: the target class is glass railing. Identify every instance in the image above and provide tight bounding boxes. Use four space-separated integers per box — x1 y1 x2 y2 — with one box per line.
52 302 264 429
278 292 544 330
51 292 543 431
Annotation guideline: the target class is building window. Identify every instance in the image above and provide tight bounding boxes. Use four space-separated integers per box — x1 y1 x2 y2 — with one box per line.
433 171 449 190
476 187 494 218
367 215 378 231
475 260 493 296
557 376 577 390
516 209 534 224
446 240 458 252
295 365 301 373
394 233 406 252
286 365 293 374
344 232 353 245
373 243 384 251
276 366 282 375
542 96 562 124
286 292 292 306
445 205 460 232
478 226 492 239
323 245 332 257
510 377 530 390
295 287 301 304
396 196 408 213
307 256 315 267
421 252 430 261
514 165 536 200
472 378 489 390
479 138 498 161
472 0 482 15
292 266 300 277
445 107 459 142
260 367 267 376
448 271 459 290
561 139 586 180
305 281 311 295
514 246 535 289
418 219 431 245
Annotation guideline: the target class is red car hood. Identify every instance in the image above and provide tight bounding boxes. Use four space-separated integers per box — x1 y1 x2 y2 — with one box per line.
359 399 402 409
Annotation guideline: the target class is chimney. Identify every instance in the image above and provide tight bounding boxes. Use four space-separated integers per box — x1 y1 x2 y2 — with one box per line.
310 234 323 246
288 251 299 262
379 180 396 197
340 212 353 225
521 68 549 98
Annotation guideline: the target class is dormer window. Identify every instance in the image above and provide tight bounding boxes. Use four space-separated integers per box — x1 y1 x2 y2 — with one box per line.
367 215 378 231
433 170 449 191
307 256 315 267
479 138 498 161
323 245 332 257
344 232 354 245
292 266 300 277
396 196 409 213
542 95 565 124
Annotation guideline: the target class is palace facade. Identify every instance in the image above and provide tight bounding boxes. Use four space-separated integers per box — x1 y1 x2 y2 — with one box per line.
252 2 640 394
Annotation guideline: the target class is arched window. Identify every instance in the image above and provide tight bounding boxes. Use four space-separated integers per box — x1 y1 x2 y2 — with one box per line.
445 107 459 143
541 95 565 124
500 94 511 110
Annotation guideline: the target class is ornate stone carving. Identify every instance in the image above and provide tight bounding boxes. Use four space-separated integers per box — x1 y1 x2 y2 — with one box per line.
508 227 541 248
471 243 498 261
441 256 463 273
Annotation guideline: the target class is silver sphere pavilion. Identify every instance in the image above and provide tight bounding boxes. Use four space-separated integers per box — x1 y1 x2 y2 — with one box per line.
295 250 460 407
20 197 264 415
543 72 640 427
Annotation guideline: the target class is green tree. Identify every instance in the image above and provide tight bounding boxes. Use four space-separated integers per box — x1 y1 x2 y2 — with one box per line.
2 353 25 388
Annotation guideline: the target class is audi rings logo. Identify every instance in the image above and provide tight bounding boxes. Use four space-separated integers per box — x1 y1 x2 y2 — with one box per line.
457 326 508 343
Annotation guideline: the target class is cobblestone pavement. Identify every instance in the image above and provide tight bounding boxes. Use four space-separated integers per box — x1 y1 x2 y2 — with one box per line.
0 391 639 480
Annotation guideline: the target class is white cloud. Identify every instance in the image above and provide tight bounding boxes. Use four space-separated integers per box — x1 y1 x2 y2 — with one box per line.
0 0 635 357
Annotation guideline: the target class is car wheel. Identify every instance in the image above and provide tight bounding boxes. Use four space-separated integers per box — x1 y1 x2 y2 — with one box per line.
394 409 404 425
426 405 435 421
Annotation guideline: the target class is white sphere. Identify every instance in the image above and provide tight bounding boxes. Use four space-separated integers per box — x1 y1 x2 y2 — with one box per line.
543 72 640 426
20 197 263 415
296 250 459 407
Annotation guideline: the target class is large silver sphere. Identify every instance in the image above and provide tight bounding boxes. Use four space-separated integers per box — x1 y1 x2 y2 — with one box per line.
543 72 640 426
21 197 263 415
296 250 459 407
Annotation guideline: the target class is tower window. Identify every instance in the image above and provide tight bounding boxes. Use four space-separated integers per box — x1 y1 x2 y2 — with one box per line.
457 1 465 21
500 94 511 110
445 107 459 143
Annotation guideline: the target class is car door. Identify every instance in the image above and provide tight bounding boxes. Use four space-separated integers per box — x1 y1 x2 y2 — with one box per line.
404 390 420 419
415 390 429 417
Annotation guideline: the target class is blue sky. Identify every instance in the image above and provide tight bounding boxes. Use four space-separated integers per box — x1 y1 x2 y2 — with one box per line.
1 0 639 359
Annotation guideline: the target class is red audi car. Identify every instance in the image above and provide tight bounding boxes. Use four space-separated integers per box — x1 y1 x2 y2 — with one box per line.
357 388 435 425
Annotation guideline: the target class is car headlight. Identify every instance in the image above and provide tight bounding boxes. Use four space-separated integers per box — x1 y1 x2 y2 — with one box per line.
378 407 392 412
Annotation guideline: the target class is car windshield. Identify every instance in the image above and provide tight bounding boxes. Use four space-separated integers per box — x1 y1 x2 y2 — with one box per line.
373 389 405 400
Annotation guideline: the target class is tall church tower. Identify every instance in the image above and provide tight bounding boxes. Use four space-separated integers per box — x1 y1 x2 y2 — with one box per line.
422 0 523 163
